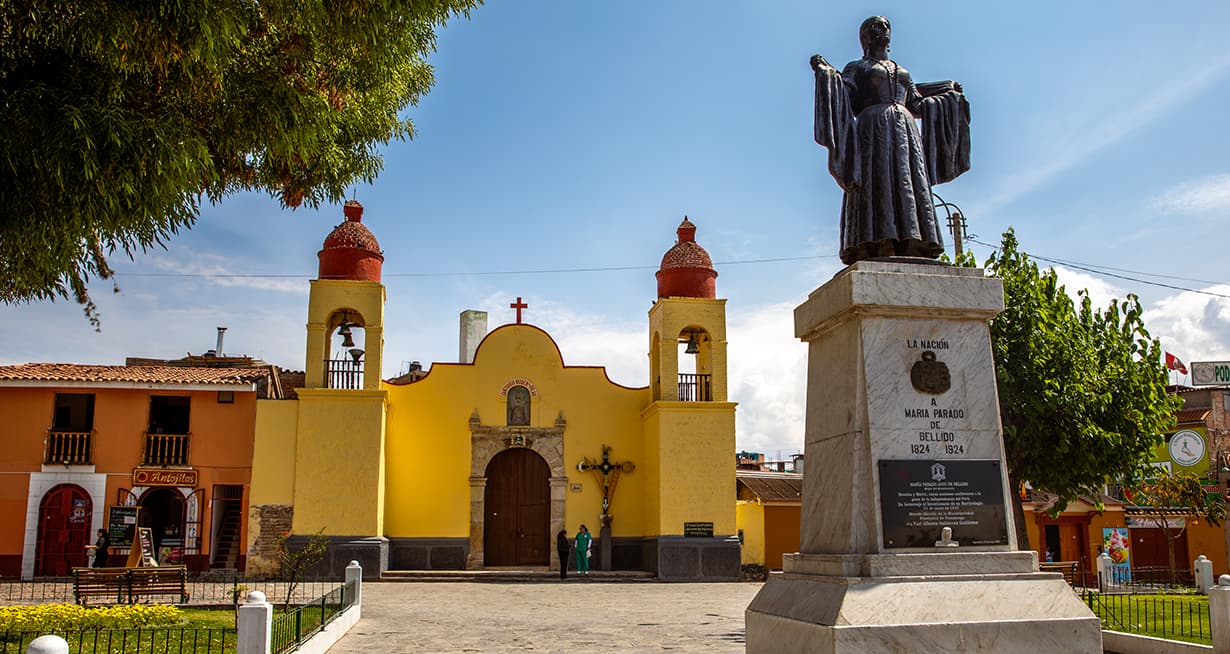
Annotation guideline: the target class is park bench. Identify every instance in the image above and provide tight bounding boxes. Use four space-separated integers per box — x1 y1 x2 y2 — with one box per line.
71 567 128 605
127 565 189 604
1039 561 1081 588
71 565 189 605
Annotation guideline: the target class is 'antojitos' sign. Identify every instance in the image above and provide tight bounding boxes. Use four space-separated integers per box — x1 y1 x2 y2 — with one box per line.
132 468 198 487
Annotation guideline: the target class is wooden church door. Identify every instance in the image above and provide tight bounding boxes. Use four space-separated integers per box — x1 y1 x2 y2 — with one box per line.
484 448 550 566
35 484 91 576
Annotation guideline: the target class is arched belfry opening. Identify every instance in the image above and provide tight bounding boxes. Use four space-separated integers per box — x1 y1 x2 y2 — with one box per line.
324 309 368 389
676 326 713 401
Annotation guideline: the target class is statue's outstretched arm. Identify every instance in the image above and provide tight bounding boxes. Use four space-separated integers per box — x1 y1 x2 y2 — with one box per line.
812 55 860 191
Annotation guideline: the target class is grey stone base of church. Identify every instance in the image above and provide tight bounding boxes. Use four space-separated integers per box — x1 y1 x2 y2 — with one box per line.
287 534 738 579
644 536 741 580
287 535 387 580
576 537 644 571
388 538 469 570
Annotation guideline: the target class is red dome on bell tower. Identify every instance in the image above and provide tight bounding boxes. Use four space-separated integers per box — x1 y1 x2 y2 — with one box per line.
656 217 717 298
317 200 384 282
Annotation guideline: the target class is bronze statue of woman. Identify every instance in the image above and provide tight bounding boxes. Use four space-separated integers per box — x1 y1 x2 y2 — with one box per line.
811 16 970 264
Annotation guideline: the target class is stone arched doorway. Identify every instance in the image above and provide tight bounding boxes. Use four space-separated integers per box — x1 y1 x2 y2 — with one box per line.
484 449 550 565
467 410 567 569
35 484 91 576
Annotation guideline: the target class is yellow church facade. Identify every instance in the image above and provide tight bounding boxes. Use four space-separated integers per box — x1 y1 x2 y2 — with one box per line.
246 205 740 579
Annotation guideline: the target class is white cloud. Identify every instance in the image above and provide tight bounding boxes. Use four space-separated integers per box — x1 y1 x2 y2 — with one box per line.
727 302 807 458
452 293 807 457
1151 173 1230 214
1047 266 1230 366
1051 265 1129 311
146 255 308 294
1144 286 1230 365
0 293 303 370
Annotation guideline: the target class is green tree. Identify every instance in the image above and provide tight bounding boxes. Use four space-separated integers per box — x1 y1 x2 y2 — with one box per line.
983 230 1180 547
1128 467 1225 583
0 0 480 324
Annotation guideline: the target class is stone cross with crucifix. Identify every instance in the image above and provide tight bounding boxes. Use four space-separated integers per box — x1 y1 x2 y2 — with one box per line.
577 444 634 527
576 444 634 571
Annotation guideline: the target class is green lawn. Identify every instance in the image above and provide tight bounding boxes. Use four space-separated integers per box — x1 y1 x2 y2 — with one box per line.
1086 592 1211 645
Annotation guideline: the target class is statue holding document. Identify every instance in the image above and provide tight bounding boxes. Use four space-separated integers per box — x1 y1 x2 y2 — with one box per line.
810 16 970 264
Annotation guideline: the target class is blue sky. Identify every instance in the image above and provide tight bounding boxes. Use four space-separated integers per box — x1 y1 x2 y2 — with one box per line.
4 1 1230 458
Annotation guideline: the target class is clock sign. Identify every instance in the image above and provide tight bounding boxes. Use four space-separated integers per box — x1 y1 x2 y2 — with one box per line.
1168 430 1206 468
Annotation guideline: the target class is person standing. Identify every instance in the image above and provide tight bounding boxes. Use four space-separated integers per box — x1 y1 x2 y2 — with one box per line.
574 524 592 576
86 529 110 568
556 530 571 579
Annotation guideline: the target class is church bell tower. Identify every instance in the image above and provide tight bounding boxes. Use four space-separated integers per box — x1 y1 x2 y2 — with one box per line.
643 217 739 579
290 200 390 577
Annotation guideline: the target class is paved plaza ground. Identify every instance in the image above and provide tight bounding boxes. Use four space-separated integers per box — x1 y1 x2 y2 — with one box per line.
327 580 764 653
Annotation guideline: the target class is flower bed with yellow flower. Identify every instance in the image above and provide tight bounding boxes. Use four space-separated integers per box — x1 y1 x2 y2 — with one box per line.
0 603 180 633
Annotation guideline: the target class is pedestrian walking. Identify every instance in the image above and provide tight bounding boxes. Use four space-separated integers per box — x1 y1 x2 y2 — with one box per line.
574 524 592 575
86 529 110 568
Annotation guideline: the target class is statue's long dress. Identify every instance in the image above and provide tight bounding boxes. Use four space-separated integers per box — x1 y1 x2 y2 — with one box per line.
814 57 970 264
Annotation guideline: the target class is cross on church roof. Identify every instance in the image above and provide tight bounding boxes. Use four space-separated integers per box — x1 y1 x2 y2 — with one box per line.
510 296 528 324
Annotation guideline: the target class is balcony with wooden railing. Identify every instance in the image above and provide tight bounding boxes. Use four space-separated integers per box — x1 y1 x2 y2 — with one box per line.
44 431 93 465
325 358 364 390
143 433 190 466
678 373 713 402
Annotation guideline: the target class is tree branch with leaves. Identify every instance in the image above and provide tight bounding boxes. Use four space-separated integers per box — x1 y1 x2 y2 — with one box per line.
1127 466 1225 583
981 230 1180 547
0 0 481 325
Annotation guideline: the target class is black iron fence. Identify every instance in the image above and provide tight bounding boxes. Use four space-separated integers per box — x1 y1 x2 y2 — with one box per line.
270 580 356 654
0 576 341 608
1104 566 1196 591
324 358 363 389
1082 589 1211 644
677 373 712 402
0 627 235 653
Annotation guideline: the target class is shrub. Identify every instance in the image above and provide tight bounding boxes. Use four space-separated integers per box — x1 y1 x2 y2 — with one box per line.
0 603 181 632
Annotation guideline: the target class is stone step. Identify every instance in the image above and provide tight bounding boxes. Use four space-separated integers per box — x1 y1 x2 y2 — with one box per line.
379 569 656 583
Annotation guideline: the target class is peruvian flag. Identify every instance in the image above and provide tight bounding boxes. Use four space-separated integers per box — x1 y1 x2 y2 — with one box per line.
1165 352 1188 375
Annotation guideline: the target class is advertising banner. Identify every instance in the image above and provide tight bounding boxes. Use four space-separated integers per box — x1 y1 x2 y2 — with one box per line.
1103 527 1131 583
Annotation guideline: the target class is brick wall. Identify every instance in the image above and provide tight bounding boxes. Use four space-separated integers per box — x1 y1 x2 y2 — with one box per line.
246 504 293 576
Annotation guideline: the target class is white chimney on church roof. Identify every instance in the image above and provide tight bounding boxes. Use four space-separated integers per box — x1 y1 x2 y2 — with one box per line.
459 310 488 364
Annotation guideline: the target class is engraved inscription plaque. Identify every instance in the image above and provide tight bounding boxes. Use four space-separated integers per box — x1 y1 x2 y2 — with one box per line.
878 459 1008 548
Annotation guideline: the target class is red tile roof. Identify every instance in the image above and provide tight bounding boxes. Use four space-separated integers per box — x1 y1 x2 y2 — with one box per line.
737 471 803 503
1176 408 1210 425
0 363 268 387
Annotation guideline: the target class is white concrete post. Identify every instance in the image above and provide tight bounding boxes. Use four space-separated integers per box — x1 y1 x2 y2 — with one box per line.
237 590 273 654
1097 552 1114 591
345 560 363 608
1210 575 1230 654
1197 555 1215 594
25 635 68 654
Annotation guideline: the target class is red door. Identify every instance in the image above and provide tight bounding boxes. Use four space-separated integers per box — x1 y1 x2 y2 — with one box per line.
35 484 91 576
484 449 550 566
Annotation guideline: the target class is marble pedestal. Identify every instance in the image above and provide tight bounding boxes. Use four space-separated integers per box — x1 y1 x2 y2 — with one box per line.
745 261 1101 653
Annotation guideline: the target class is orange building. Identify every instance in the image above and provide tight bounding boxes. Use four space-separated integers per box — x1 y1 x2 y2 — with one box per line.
735 470 801 571
0 363 280 577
